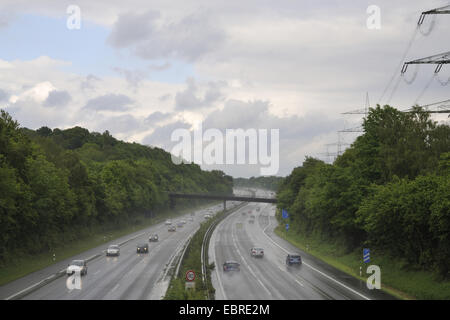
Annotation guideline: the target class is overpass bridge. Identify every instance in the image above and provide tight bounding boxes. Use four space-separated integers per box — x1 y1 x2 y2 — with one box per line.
168 192 277 210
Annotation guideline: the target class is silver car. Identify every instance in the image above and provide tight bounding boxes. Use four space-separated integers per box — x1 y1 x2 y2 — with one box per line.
250 247 264 258
106 245 120 256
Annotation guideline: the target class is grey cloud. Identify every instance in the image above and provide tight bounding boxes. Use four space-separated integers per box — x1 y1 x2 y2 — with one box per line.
175 78 225 110
84 93 134 111
44 90 71 107
159 93 172 102
0 12 15 29
81 74 102 91
139 98 342 177
145 111 173 125
108 11 160 48
148 62 171 71
200 100 342 176
113 67 147 87
203 99 340 140
96 114 141 136
0 89 8 102
142 120 191 148
108 10 226 62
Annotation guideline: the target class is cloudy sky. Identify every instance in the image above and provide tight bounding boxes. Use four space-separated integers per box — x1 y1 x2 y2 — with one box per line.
0 0 449 177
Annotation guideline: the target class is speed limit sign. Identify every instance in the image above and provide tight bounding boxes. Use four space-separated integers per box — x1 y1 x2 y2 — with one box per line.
186 270 195 282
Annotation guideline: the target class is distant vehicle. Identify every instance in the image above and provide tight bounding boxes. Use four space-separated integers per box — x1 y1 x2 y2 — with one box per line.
177 221 184 227
181 219 186 224
188 217 194 222
168 225 176 232
106 245 120 256
223 261 240 272
149 234 159 242
286 254 302 266
249 219 255 224
250 215 256 219
136 243 149 253
165 219 172 225
204 214 211 219
250 247 264 258
256 207 260 212
67 260 87 276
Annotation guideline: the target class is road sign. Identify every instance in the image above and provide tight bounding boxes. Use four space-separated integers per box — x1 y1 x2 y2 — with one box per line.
282 209 289 219
186 270 195 282
363 248 370 263
185 282 195 290
285 223 289 231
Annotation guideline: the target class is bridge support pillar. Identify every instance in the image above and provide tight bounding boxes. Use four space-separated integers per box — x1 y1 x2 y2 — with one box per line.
223 200 226 211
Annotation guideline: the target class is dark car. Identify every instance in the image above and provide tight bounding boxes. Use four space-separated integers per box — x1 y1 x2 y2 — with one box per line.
149 234 159 242
137 243 149 253
286 254 302 266
168 225 176 232
223 261 240 272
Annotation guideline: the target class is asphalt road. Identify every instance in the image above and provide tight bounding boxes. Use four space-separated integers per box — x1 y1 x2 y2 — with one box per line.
0 202 233 300
210 190 396 300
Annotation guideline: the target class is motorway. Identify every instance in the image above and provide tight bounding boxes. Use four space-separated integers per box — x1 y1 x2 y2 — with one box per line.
0 202 233 300
1 188 396 300
210 190 396 300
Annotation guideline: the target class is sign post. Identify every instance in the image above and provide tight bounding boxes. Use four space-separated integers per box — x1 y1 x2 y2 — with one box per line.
185 270 196 290
363 248 370 263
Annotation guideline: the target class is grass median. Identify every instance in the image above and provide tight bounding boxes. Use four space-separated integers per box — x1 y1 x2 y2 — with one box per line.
164 203 246 300
274 225 450 300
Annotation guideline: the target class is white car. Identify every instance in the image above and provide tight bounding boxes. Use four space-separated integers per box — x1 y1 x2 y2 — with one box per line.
106 245 120 256
181 219 186 224
204 214 211 219
188 217 194 222
67 260 87 276
250 247 264 258
165 219 172 225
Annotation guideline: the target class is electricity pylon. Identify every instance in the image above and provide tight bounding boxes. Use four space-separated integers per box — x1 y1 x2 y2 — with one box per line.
401 51 450 74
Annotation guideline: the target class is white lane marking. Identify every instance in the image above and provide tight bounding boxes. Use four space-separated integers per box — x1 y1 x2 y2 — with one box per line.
211 218 228 300
261 215 371 300
93 270 101 276
295 279 304 287
111 284 120 293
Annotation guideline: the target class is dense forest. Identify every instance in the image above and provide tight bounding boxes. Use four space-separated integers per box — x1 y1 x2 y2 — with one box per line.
0 110 233 263
277 105 450 278
234 176 284 191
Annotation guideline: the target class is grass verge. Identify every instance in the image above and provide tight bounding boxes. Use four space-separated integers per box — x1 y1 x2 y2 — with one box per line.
0 201 220 287
274 225 450 300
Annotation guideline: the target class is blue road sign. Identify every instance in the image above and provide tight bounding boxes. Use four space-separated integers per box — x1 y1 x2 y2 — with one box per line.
363 248 370 263
282 209 289 219
286 224 289 231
